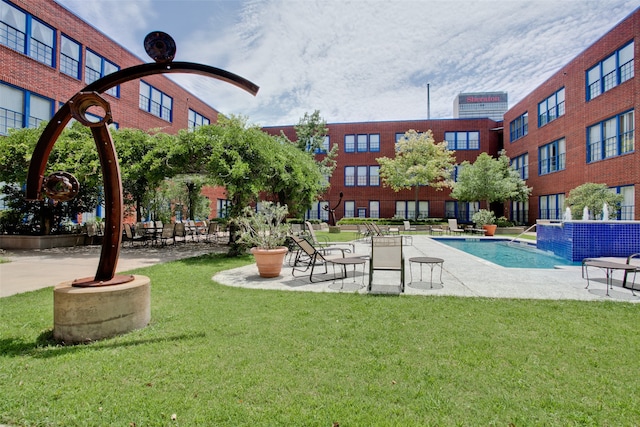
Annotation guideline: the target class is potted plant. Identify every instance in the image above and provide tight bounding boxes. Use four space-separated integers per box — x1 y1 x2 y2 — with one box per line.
472 209 497 236
236 202 290 278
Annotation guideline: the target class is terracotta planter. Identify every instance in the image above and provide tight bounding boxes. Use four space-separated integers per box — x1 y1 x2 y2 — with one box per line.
250 246 289 278
483 224 498 236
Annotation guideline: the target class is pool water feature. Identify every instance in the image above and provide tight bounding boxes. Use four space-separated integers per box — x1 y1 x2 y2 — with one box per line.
434 238 582 269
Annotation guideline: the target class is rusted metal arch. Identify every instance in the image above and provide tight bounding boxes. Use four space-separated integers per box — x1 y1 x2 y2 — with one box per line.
26 61 258 286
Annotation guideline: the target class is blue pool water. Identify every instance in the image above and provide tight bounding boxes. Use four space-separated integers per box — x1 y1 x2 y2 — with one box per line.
434 238 582 269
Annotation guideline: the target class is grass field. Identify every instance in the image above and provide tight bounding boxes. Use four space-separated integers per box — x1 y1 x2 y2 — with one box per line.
1 251 640 426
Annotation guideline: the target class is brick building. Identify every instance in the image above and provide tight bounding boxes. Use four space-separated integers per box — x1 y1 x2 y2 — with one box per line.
504 7 638 223
2 0 639 225
0 0 227 217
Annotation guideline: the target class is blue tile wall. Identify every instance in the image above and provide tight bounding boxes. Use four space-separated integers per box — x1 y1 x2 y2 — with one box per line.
537 222 640 261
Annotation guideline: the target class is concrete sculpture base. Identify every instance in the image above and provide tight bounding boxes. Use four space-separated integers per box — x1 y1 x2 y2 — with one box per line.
53 275 151 344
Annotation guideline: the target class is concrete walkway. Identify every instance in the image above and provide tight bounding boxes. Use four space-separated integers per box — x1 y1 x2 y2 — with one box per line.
1 236 639 302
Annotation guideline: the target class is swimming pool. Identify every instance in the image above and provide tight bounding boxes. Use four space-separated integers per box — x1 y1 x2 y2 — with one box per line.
434 238 582 269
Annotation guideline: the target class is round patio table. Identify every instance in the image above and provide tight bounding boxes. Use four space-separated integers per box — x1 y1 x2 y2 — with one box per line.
409 257 444 288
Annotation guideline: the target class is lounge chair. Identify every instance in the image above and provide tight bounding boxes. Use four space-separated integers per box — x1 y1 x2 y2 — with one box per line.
368 236 405 294
290 235 365 282
304 221 355 253
447 219 465 235
157 222 176 246
623 253 640 294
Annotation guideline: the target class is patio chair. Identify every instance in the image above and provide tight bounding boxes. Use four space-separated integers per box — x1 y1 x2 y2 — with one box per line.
448 219 465 235
624 253 640 294
203 221 219 243
403 221 417 233
290 235 365 282
304 221 355 253
123 223 144 247
368 236 405 293
429 224 445 235
157 222 176 246
174 222 187 243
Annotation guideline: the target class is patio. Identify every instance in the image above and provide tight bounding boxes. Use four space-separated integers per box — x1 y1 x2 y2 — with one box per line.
214 235 640 302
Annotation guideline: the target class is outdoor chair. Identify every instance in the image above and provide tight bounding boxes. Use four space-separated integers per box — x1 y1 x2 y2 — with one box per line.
403 221 417 233
304 221 355 254
123 223 144 247
203 221 219 243
624 253 640 295
429 224 445 235
448 219 465 235
368 236 405 293
290 235 365 282
157 222 176 246
174 222 188 243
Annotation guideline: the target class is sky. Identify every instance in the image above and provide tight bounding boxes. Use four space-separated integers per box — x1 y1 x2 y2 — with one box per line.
55 0 639 126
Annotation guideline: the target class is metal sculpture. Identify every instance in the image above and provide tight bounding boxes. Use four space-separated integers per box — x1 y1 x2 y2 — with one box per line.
323 192 344 226
26 32 259 287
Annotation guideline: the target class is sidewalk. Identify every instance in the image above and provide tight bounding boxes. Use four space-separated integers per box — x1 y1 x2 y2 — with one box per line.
0 243 223 297
2 236 639 302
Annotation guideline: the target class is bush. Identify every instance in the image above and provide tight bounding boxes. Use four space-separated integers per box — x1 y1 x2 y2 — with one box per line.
495 216 515 227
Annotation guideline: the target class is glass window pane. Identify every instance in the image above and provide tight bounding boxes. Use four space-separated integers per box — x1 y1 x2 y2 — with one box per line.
0 2 26 32
31 19 52 45
29 94 51 121
0 83 24 111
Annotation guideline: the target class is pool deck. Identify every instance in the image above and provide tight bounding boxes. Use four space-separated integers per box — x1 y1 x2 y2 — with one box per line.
1 235 639 302
214 235 640 302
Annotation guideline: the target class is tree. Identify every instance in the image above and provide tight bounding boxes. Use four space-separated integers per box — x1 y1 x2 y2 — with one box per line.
376 130 456 219
0 123 102 234
292 110 338 179
450 150 531 215
566 182 623 219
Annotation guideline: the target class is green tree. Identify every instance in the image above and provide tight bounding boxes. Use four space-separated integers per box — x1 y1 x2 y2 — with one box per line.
0 123 101 234
566 182 623 219
114 128 173 222
451 150 531 215
292 110 338 179
376 130 456 219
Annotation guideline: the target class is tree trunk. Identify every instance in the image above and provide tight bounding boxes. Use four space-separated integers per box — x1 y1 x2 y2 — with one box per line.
414 186 420 220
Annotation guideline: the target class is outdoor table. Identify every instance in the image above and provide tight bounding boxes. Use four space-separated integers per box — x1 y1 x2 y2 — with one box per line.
582 259 639 296
409 257 444 288
330 257 367 289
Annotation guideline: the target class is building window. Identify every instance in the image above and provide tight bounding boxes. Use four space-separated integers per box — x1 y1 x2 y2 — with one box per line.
345 133 380 152
444 131 480 150
369 165 380 186
139 81 172 122
344 201 355 218
344 135 355 153
511 153 529 179
538 138 565 175
395 201 429 220
538 87 565 127
0 1 55 67
587 110 634 163
344 166 355 186
0 82 53 135
369 201 380 219
510 200 529 225
85 50 120 97
509 112 528 142
188 109 210 131
445 201 478 222
60 34 81 79
539 193 565 220
613 185 635 220
587 41 634 101
306 201 328 221
356 166 368 186
313 135 330 154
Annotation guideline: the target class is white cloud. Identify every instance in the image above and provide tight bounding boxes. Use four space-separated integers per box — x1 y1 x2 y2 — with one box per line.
56 0 639 126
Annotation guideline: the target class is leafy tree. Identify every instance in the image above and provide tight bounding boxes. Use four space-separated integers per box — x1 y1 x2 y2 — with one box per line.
0 123 101 234
451 150 531 215
566 182 623 219
376 130 456 219
114 128 172 222
292 110 338 179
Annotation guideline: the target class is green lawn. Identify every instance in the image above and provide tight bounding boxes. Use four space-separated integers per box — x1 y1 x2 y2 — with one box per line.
1 253 639 426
